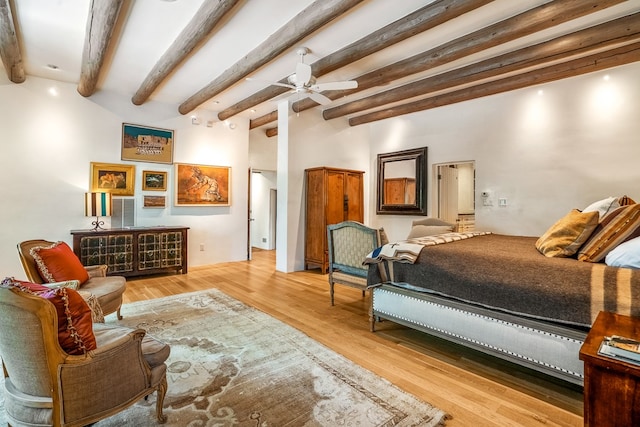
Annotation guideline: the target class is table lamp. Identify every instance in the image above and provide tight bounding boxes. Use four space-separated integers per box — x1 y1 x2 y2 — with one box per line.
85 192 112 231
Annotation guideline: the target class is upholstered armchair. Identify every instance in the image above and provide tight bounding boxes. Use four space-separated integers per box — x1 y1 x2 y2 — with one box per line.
18 239 126 319
327 221 383 306
0 283 169 426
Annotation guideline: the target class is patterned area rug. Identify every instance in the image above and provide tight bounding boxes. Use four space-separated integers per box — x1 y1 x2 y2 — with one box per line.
0 289 449 426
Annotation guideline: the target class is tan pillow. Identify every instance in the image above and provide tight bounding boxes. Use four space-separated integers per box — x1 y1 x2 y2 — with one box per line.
407 224 454 239
578 204 640 262
535 209 599 257
411 217 455 227
378 227 389 245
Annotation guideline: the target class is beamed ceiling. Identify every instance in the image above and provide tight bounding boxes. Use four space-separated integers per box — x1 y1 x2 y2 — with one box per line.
1 0 639 137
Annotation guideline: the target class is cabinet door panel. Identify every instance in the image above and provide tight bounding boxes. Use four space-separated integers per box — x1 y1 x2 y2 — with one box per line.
326 171 346 225
345 172 363 221
305 170 326 263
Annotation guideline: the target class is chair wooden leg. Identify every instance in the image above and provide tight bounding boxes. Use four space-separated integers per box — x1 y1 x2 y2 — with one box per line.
330 283 335 306
116 306 123 320
156 375 168 423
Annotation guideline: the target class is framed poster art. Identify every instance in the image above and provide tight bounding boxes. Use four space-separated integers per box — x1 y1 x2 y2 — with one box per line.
122 123 174 164
142 170 167 191
143 195 166 208
90 162 135 196
175 163 231 206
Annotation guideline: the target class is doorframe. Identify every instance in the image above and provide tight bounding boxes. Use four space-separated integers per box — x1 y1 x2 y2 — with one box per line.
433 160 476 222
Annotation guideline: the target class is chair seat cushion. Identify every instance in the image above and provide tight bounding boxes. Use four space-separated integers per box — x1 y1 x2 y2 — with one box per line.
81 276 126 314
331 271 368 288
93 324 170 368
1 277 97 355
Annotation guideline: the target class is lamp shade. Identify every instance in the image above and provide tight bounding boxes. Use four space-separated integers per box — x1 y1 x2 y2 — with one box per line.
85 192 112 217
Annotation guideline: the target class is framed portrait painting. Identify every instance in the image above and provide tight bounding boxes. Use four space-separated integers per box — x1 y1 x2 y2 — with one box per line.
122 123 174 164
90 162 135 196
142 170 167 191
175 163 231 206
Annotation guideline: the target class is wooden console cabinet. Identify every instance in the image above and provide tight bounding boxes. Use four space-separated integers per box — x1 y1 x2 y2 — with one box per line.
579 311 640 426
304 167 364 273
71 226 189 278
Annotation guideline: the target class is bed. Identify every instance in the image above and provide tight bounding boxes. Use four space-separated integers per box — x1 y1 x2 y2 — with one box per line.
365 231 640 385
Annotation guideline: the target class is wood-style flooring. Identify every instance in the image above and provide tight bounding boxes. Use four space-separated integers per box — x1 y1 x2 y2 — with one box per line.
123 248 583 427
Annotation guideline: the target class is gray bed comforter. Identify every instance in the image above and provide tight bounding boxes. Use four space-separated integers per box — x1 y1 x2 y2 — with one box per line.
367 233 640 328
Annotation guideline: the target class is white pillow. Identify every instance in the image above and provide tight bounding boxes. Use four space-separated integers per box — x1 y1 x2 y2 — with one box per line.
605 236 640 269
583 196 620 220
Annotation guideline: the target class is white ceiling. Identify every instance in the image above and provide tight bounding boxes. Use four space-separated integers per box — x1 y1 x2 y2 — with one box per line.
3 0 639 127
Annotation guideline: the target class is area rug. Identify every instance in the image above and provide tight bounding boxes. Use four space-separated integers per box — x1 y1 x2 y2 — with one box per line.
0 289 448 426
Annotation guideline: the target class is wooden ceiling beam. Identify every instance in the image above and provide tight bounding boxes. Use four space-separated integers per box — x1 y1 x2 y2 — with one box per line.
77 0 125 97
288 0 627 115
265 127 278 138
220 0 492 121
178 0 366 115
250 110 278 130
132 0 239 106
0 0 25 83
348 42 640 127
324 13 640 120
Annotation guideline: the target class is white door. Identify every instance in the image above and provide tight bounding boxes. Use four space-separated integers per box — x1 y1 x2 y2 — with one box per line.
438 165 459 224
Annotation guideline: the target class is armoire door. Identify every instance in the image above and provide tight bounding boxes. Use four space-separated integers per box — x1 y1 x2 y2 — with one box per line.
345 172 363 221
326 170 346 225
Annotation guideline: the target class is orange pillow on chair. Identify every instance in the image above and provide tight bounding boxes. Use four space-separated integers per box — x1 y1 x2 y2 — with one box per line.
1 277 96 355
29 242 90 285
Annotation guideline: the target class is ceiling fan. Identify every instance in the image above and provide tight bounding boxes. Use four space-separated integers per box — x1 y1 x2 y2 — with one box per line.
249 47 358 105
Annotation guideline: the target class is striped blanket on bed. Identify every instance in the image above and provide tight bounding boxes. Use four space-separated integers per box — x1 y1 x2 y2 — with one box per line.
364 231 491 265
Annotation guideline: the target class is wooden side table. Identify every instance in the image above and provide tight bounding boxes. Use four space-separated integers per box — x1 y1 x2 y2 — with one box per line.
579 311 640 426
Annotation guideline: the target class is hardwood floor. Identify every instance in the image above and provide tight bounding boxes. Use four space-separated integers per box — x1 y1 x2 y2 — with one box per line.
124 249 584 427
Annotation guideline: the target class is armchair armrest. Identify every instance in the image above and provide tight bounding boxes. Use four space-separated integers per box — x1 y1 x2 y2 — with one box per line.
84 264 108 278
58 328 152 423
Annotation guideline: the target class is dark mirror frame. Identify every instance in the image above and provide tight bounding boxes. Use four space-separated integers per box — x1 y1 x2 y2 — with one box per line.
376 146 428 215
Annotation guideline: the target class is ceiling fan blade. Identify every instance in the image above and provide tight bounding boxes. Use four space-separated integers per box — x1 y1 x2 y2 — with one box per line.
308 91 332 106
246 77 295 90
272 82 296 89
311 80 358 91
295 62 312 86
270 89 297 102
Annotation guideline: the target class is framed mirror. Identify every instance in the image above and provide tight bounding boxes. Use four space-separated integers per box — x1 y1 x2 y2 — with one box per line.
376 146 428 215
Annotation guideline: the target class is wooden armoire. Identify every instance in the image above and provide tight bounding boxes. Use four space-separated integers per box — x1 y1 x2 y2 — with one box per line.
304 167 364 273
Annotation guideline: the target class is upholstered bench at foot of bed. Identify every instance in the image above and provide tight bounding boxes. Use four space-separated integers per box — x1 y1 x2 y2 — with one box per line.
370 282 587 385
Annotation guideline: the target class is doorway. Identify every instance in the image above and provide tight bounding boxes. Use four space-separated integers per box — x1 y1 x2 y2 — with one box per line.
249 170 277 254
435 162 475 231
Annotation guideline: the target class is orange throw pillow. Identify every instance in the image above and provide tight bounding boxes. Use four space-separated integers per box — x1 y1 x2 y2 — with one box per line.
30 242 90 285
1 277 96 355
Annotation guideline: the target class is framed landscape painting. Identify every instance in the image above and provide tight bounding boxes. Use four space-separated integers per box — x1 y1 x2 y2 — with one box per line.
122 123 174 164
142 170 167 191
175 163 231 206
90 162 135 196
143 195 166 208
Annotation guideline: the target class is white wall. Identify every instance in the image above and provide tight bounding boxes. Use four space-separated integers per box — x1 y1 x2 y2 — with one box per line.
369 62 640 242
0 77 249 278
4 62 639 277
282 110 371 271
